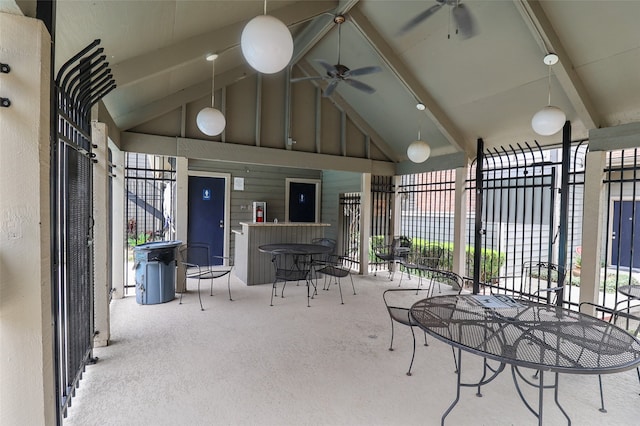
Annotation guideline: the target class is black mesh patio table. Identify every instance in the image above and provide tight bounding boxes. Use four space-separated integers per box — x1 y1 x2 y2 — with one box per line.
410 294 640 426
618 285 640 300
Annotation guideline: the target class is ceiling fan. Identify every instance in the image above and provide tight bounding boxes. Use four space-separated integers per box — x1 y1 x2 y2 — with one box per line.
291 15 382 98
398 0 477 39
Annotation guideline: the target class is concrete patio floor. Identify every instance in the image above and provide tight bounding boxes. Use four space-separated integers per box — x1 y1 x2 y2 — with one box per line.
64 273 640 425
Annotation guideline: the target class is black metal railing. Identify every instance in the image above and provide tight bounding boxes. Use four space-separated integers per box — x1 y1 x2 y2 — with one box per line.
398 170 456 270
51 39 115 421
370 175 394 273
339 192 361 268
602 147 640 309
466 131 586 306
124 153 176 292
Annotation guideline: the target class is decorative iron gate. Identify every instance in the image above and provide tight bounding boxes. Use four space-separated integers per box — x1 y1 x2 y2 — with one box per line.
124 153 177 293
51 40 115 421
468 132 586 306
339 192 361 266
370 175 394 273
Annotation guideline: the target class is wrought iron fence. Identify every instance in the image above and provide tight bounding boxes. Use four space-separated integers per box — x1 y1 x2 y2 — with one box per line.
466 138 586 306
370 175 394 273
123 153 176 293
339 193 361 268
398 170 456 270
602 147 640 310
51 39 115 420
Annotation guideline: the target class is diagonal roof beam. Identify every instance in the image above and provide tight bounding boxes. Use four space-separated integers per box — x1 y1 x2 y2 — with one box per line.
291 0 360 63
112 1 337 88
116 64 253 130
297 59 399 162
514 0 600 129
347 6 473 156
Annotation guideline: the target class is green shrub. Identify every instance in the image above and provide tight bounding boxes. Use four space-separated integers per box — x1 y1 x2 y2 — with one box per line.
465 245 506 282
128 232 152 247
530 267 640 293
385 238 505 282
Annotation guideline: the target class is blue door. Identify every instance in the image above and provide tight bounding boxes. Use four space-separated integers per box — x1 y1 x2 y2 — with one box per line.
612 200 640 268
188 176 225 265
289 182 316 222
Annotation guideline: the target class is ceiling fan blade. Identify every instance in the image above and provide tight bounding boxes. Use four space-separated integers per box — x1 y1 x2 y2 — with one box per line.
323 80 339 98
343 78 376 95
397 4 443 36
345 65 382 77
452 4 476 39
291 76 325 83
315 59 337 76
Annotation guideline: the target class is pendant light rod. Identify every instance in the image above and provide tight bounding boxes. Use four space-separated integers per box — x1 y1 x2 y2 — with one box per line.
543 53 558 106
531 52 565 136
206 53 218 107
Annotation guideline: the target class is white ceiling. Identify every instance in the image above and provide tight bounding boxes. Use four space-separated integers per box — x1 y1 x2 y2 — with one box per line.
49 0 640 163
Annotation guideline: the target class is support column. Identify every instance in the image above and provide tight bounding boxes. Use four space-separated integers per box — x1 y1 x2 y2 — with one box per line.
359 173 372 275
0 13 56 425
109 139 125 299
453 166 468 281
175 156 188 292
92 121 110 347
579 150 606 314
392 175 402 237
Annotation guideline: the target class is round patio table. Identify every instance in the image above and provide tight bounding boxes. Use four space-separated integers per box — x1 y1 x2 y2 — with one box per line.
618 284 640 300
258 243 333 255
410 294 640 426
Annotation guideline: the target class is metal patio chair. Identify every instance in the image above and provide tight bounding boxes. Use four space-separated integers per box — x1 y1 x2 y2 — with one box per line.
178 243 233 311
315 254 356 304
374 236 412 281
383 270 463 376
579 302 640 413
270 249 315 307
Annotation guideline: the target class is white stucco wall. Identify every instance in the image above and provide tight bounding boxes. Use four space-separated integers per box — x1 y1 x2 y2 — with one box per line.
0 12 56 425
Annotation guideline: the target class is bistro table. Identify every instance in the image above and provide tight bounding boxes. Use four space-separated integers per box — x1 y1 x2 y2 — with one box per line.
409 294 640 426
618 284 640 300
258 243 333 256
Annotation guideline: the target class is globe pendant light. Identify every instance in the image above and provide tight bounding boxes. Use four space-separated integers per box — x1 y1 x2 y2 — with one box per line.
241 0 293 74
531 53 566 136
197 54 226 136
407 103 431 163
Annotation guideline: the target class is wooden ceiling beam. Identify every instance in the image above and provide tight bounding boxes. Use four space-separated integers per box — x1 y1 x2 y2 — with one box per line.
115 64 253 130
514 0 600 129
112 1 337 88
347 6 474 156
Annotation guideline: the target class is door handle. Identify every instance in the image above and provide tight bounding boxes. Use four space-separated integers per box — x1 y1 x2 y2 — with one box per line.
219 220 224 228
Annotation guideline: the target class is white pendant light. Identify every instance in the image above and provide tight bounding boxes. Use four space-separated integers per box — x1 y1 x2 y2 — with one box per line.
241 0 293 74
407 103 431 163
531 53 565 136
407 139 431 163
197 54 226 136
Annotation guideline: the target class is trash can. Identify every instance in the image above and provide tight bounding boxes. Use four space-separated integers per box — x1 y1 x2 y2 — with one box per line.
133 240 182 305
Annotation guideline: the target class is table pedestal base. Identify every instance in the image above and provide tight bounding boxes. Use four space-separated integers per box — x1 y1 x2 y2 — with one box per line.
442 348 571 426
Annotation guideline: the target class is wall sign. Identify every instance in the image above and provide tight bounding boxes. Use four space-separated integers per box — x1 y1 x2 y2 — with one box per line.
202 188 211 200
234 177 245 191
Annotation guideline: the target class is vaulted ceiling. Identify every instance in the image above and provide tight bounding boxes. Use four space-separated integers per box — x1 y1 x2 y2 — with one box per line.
37 1 640 170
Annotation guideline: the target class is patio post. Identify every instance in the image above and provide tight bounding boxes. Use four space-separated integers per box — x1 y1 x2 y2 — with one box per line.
579 149 606 314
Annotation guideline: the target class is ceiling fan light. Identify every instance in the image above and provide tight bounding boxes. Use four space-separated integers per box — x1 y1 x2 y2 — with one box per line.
407 140 431 163
241 15 293 74
531 105 566 136
197 107 226 136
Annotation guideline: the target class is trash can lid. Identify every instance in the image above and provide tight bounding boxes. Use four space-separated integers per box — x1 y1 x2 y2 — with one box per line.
134 240 183 251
